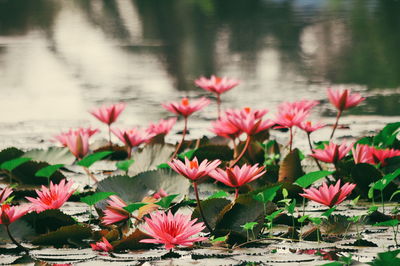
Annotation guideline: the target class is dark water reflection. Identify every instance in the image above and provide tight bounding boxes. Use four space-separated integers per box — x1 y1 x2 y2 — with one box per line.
0 0 399 147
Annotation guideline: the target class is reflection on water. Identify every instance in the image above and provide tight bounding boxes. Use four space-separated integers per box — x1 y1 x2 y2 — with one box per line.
0 0 399 147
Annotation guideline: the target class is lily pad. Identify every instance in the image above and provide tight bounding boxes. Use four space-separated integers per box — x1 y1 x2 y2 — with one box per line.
32 224 92 246
0 147 24 165
192 145 233 162
278 149 304 183
112 229 151 251
22 209 76 234
192 198 232 232
128 144 174 176
0 219 36 242
11 161 65 185
24 147 75 165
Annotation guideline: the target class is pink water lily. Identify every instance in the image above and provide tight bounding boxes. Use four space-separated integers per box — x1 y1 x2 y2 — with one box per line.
370 147 400 166
352 144 374 164
225 108 272 136
90 237 113 252
210 116 242 140
0 187 12 204
111 127 154 158
153 188 168 200
168 157 221 182
89 103 126 125
298 121 325 133
146 117 177 137
299 180 356 207
327 88 365 112
209 164 266 198
26 179 75 213
278 100 319 113
102 195 129 225
162 97 210 118
53 127 99 147
140 211 207 250
64 130 91 159
0 204 31 225
311 142 352 164
195 75 239 95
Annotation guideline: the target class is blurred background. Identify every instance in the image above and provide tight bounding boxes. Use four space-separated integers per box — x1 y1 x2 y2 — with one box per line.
0 0 399 148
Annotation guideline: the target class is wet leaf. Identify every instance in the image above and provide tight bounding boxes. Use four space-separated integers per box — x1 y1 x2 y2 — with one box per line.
192 198 232 232
155 194 179 209
128 144 174 176
116 159 135 172
368 249 400 266
22 209 76 234
253 185 281 203
372 168 400 191
24 147 75 165
112 229 151 251
11 161 65 185
351 163 383 198
77 151 113 168
0 157 31 172
294 170 333 188
32 224 92 246
207 190 229 200
80 192 116 206
373 219 399 227
278 149 304 183
35 164 64 179
193 145 233 162
123 203 148 213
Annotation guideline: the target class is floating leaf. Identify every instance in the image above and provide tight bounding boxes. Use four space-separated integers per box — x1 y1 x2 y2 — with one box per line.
373 219 399 227
22 209 76 235
178 149 196 160
123 203 148 213
155 194 179 209
11 161 65 185
157 163 170 169
35 164 64 178
294 171 333 188
129 144 174 176
321 207 336 217
116 159 135 172
0 147 24 164
368 249 400 266
192 198 232 232
372 168 400 191
80 192 116 206
24 147 75 165
77 151 113 168
278 148 304 183
207 190 229 200
193 145 233 162
253 185 281 203
32 224 92 246
241 222 258 231
0 157 31 172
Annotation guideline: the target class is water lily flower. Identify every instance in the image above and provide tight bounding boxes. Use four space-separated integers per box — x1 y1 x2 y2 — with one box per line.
310 142 352 164
168 157 221 182
146 117 177 137
64 130 90 159
327 88 365 139
26 179 75 213
153 188 168 200
327 88 365 112
352 144 374 164
90 237 113 252
111 127 154 158
278 100 319 113
299 180 356 207
370 147 400 166
274 107 309 129
0 204 31 225
195 75 239 95
0 187 12 204
298 121 325 133
210 116 242 140
102 195 129 225
162 97 210 118
209 164 266 198
140 210 207 250
226 108 274 136
89 103 126 125
53 127 99 147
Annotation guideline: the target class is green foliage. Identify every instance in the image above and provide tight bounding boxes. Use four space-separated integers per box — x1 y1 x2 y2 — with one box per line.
265 209 283 221
253 185 281 203
373 122 400 148
321 207 336 218
32 224 92 246
157 163 170 169
241 222 258 231
192 198 231 232
373 219 399 227
24 147 75 165
210 235 227 243
207 190 229 200
116 159 135 172
294 170 333 188
155 194 179 209
368 249 400 266
35 164 64 178
372 168 400 191
80 192 116 206
123 203 148 213
0 157 31 171
178 149 196 160
77 151 113 168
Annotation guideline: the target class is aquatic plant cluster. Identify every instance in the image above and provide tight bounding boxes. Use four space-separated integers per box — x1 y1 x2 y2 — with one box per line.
0 75 399 264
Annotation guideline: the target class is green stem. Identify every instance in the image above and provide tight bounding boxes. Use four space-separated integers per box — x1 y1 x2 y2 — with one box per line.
381 190 385 214
330 110 342 140
307 133 323 171
193 182 213 234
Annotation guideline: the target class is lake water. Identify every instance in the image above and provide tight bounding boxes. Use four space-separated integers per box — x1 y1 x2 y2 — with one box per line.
1 0 400 149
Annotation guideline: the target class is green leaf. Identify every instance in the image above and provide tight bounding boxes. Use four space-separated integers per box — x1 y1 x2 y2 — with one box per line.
347 215 361 223
368 186 375 199
368 206 379 214
253 185 281 203
351 195 360 206
373 168 400 191
80 192 116 206
368 249 400 266
321 206 336 218
373 122 400 147
282 188 288 199
265 209 283 221
123 203 148 213
207 190 229 200
210 236 227 243
389 190 400 201
116 159 135 172
155 194 179 209
0 157 31 172
178 149 197 160
24 147 75 165
294 170 333 188
308 217 322 225
77 151 113 168
320 262 343 266
373 219 399 227
32 224 91 246
287 198 296 214
35 164 64 178
241 222 258 231
298 215 309 223
157 163 170 169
